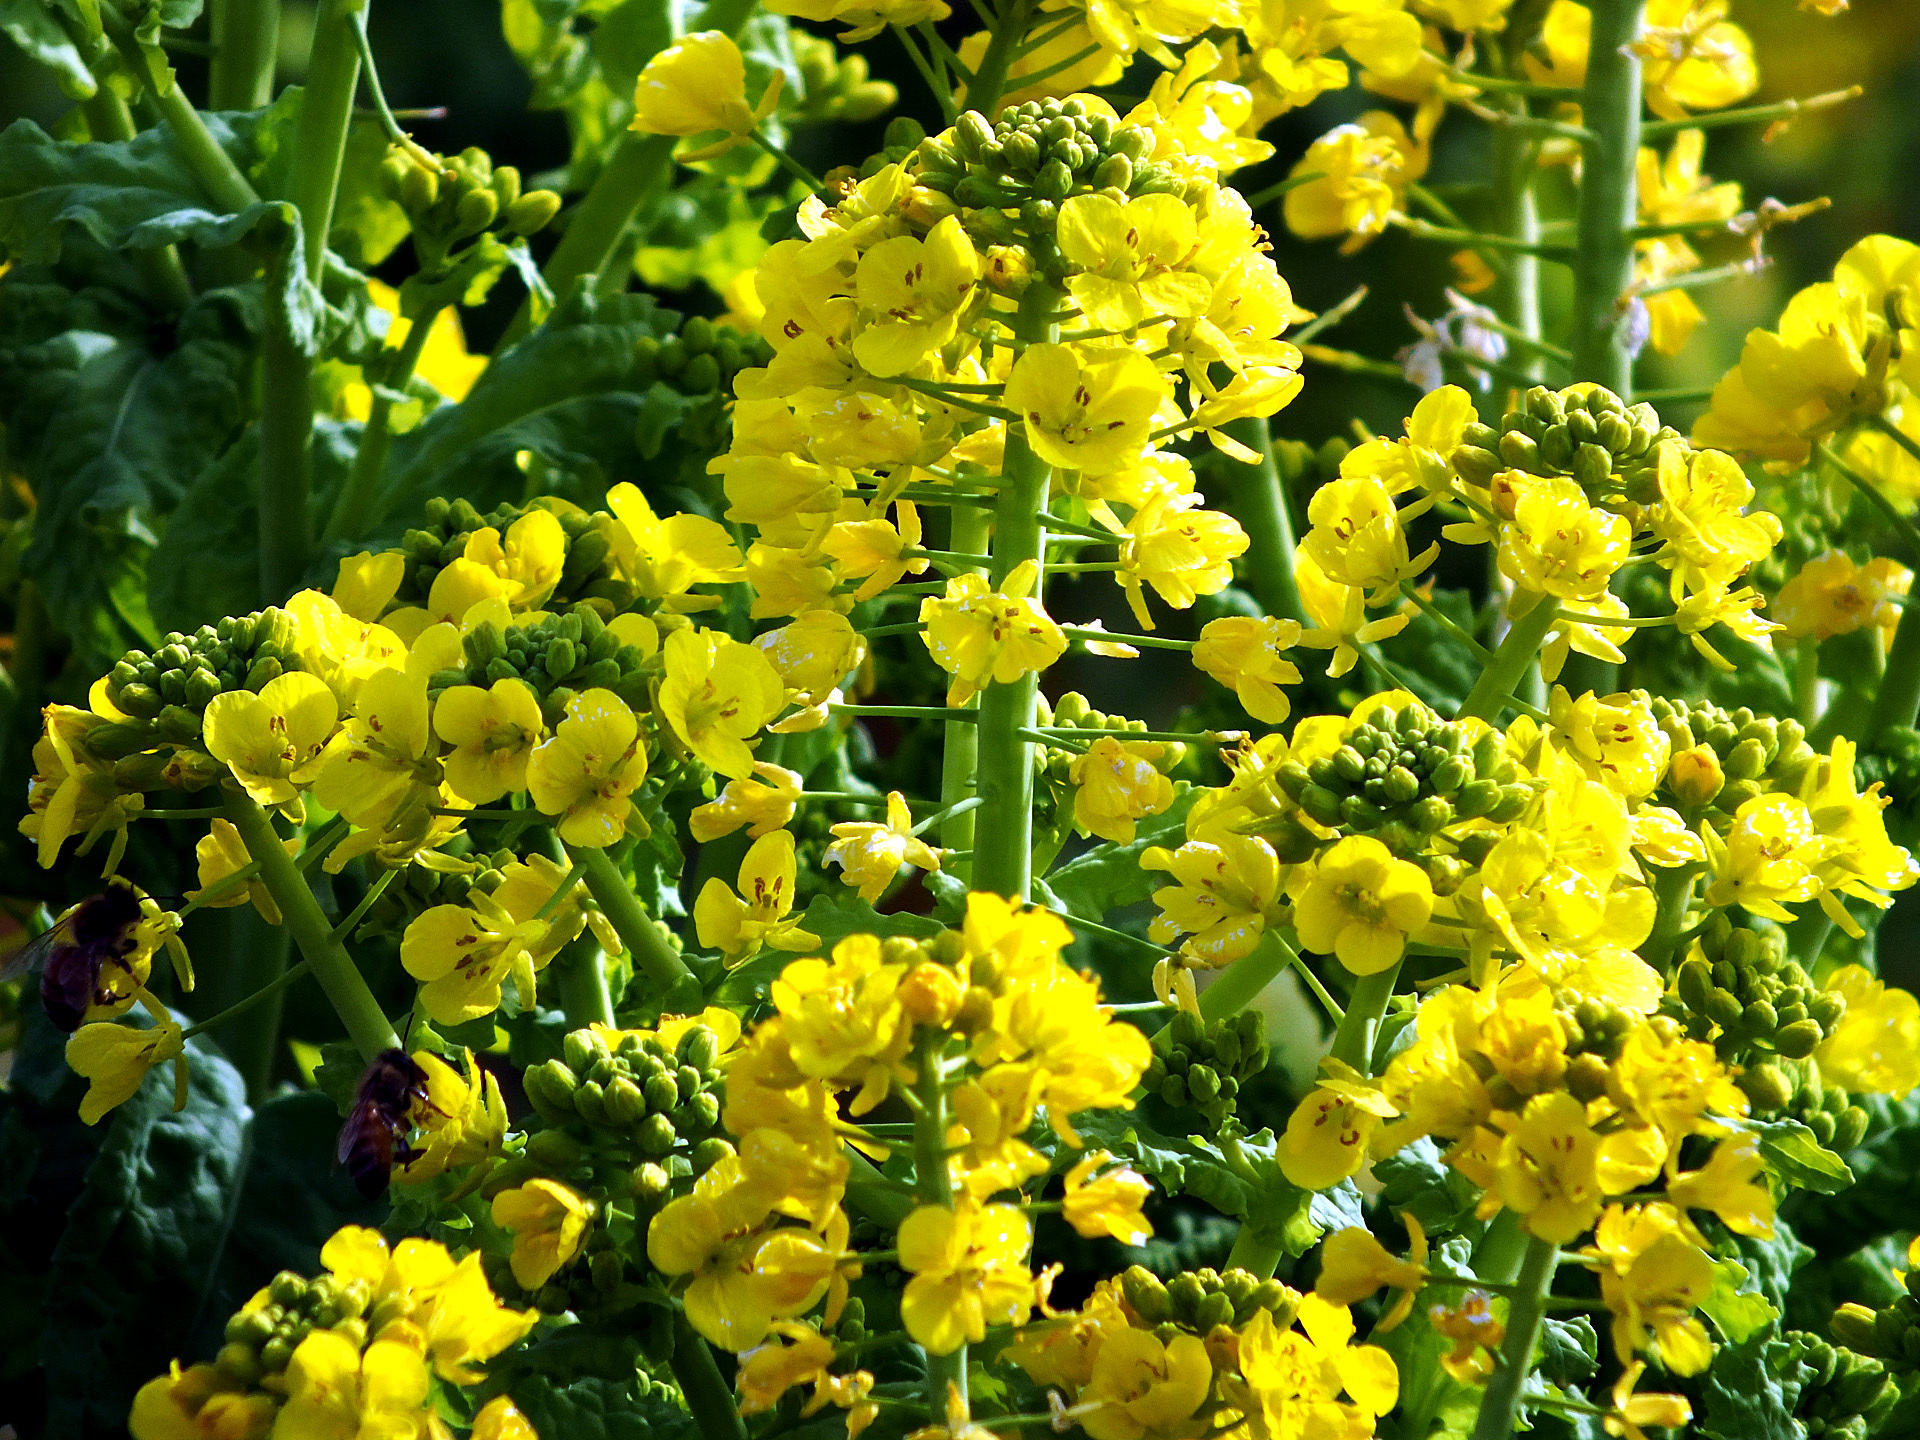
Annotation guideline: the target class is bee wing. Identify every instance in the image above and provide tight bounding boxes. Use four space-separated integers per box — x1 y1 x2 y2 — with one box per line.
0 923 63 986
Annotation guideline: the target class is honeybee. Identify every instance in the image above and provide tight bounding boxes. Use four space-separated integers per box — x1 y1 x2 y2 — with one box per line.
6 880 160 1032
337 1049 433 1198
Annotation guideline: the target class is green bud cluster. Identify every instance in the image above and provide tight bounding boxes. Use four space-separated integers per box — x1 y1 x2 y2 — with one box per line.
1119 1264 1296 1334
397 497 623 612
1834 1294 1920 1377
1736 1049 1870 1152
94 607 302 755
1271 700 1537 874
523 1025 725 1157
425 604 657 729
1552 998 1641 1105
378 144 562 256
1450 384 1682 506
792 34 896 124
218 1269 374 1385
1650 698 1820 815
910 98 1196 264
632 314 772 401
1669 914 1843 1063
1768 1329 1897 1439
1143 1008 1268 1127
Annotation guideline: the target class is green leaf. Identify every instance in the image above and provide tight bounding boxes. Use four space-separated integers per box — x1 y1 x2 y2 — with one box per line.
1373 1137 1479 1237
1746 1117 1855 1195
796 891 947 951
313 1039 366 1115
0 0 96 98
0 283 261 666
1044 786 1195 918
1535 1315 1599 1386
1697 1329 1811 1440
511 1374 703 1440
1732 1222 1814 1316
1701 1259 1780 1345
41 1039 249 1440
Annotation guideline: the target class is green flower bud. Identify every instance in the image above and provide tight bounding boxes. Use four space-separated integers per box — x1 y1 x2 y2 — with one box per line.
1121 1266 1172 1324
1739 1061 1794 1111
1832 1304 1880 1354
505 190 562 237
637 1112 678 1157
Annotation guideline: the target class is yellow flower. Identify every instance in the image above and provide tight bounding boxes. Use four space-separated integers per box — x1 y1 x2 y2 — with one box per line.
432 677 545 805
130 1362 277 1440
400 891 549 1025
1429 1291 1504 1384
1700 793 1824 922
1003 343 1164 477
1589 1207 1716 1376
275 1331 433 1440
1314 1215 1428 1331
66 1005 188 1125
395 1048 508 1184
492 1178 592 1289
1067 738 1175 846
897 1201 1034 1354
1293 548 1410 678
1056 192 1212 333
313 668 435 829
630 31 783 159
471 1397 538 1440
1666 1133 1773 1239
1077 1327 1212 1440
1192 616 1303 724
660 627 786 780
1774 551 1911 643
1497 473 1631 605
755 608 869 707
202 672 338 810
1490 1091 1608 1243
1278 1060 1397 1191
316 1228 534 1382
1284 113 1427 253
1299 472 1437 600
1634 0 1758 120
1605 1361 1693 1440
695 829 822 968
525 688 648 846
1291 836 1433 976
283 590 406 710
1814 964 1920 1097
21 705 146 873
1115 489 1248 629
1061 1152 1154 1246
770 935 913 1112
824 791 943 905
191 818 293 925
690 762 804 842
851 216 982 375
1143 831 1282 967
606 481 745 608
331 549 405 623
918 562 1067 708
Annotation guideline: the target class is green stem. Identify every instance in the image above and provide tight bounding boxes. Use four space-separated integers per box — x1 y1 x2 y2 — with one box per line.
912 1028 966 1414
320 306 436 545
209 0 280 110
183 954 309 1043
971 283 1058 900
1638 863 1700 976
553 935 615 1028
259 323 312 603
1639 86 1859 137
1567 0 1647 394
222 791 399 1060
1198 930 1293 1022
567 843 691 989
1469 1235 1560 1440
1490 89 1544 391
1223 417 1303 623
1327 957 1403 1073
196 908 296 1099
1456 602 1558 722
287 0 364 281
1795 636 1821 729
668 1312 749 1440
1869 599 1920 737
960 0 1035 115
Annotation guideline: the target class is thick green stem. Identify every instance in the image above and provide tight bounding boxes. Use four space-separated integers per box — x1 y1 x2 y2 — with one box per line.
912 1029 966 1414
1457 602 1557 722
1639 863 1700 976
1568 0 1647 394
1469 1234 1560 1440
222 791 399 1060
1198 930 1292 1023
210 0 280 110
553 935 615 1028
1868 602 1920 737
1224 1226 1284 1280
970 283 1058 900
668 1312 749 1440
1222 417 1303 623
566 842 692 990
320 306 436 546
287 0 365 282
1490 90 1544 388
939 508 990 880
959 0 1034 116
259 323 312 603
1327 958 1403 1073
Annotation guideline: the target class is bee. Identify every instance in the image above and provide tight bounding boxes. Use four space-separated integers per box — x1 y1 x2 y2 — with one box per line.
4 880 156 1032
337 1049 433 1199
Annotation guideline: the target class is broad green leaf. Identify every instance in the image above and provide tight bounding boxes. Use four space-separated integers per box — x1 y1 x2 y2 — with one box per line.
1746 1117 1855 1195
511 1373 703 1440
1732 1221 1814 1316
797 891 946 951
1374 1136 1480 1236
1535 1315 1598 1386
1697 1329 1811 1440
41 1039 249 1440
0 0 96 98
1701 1259 1780 1345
